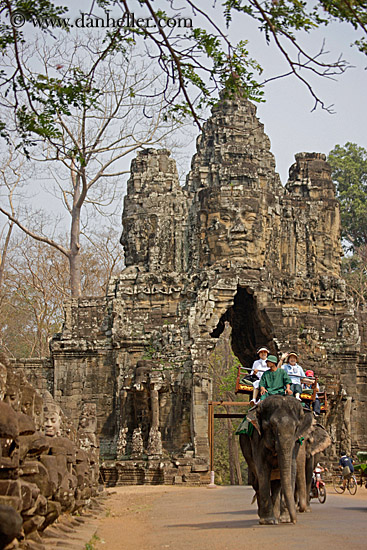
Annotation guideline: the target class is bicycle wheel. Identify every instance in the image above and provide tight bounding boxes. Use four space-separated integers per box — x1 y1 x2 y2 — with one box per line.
348 476 357 495
333 476 345 493
318 485 327 503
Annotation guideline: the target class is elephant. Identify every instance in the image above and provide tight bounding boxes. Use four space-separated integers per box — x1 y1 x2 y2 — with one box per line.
239 394 313 524
296 423 331 512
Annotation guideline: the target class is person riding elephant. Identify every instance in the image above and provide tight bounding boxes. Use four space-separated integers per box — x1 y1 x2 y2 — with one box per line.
259 354 293 400
239 394 313 524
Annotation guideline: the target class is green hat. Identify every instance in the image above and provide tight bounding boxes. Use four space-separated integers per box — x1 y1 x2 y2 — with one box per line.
266 355 278 365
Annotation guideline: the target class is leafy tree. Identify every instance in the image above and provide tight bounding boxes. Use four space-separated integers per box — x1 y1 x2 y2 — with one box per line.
0 227 124 358
0 0 367 143
341 248 367 307
328 142 367 305
328 142 367 250
0 33 180 296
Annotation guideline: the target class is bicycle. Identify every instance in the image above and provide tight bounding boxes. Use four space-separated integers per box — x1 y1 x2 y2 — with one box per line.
333 473 358 495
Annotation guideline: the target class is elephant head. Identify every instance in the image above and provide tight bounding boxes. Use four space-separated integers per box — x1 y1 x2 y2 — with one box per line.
240 395 314 524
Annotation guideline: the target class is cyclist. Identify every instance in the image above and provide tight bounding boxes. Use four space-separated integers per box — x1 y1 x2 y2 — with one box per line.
339 451 355 489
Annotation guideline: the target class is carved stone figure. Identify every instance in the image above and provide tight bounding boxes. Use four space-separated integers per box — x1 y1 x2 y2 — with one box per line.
120 360 166 455
116 427 128 459
4 369 22 411
43 394 61 438
147 426 163 457
78 402 97 450
131 427 144 457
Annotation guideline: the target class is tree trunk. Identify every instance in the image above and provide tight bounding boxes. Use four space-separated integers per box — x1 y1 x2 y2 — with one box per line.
69 205 82 298
0 222 13 289
227 417 236 485
232 432 243 485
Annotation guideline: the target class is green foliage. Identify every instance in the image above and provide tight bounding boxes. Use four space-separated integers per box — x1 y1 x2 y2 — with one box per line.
1 0 367 144
328 142 367 306
85 534 100 550
328 142 367 250
341 247 367 306
213 420 248 485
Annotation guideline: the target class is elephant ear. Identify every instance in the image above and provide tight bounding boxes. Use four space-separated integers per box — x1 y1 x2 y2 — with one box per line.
247 407 261 436
295 408 314 441
309 424 332 456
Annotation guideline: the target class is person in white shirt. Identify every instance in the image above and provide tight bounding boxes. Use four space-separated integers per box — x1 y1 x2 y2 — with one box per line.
250 347 270 405
281 352 305 400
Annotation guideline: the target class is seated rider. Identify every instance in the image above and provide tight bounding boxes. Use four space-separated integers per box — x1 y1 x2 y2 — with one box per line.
303 369 321 415
281 352 305 400
313 462 327 483
249 347 270 406
259 353 293 400
339 452 355 489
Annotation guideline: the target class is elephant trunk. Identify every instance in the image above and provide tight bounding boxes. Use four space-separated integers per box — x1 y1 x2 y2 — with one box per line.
278 444 297 523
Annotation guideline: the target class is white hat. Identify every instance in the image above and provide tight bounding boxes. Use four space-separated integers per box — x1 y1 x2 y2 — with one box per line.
257 347 269 355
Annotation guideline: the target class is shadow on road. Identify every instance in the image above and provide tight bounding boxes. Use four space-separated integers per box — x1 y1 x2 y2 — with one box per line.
208 509 257 516
167 519 260 529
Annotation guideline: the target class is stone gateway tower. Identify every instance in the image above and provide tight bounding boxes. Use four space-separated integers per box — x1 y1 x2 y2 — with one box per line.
46 95 366 484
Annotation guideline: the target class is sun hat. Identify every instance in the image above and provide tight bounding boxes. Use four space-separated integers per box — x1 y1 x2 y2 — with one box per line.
287 351 298 359
305 370 314 377
257 347 269 355
266 355 278 365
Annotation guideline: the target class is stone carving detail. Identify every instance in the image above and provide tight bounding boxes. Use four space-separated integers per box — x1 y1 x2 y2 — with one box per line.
147 427 163 457
116 426 128 459
131 427 144 457
0 360 100 549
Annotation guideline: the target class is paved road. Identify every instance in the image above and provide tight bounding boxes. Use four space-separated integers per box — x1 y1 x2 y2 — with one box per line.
95 485 367 550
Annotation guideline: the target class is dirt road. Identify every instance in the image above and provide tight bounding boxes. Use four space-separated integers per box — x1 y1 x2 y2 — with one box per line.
95 485 367 550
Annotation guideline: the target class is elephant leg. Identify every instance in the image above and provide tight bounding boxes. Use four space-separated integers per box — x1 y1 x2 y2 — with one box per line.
279 492 291 523
257 465 277 524
296 444 307 513
271 479 281 521
305 455 314 511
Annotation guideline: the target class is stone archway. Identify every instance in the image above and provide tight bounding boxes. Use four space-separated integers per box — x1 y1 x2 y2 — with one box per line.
210 286 275 367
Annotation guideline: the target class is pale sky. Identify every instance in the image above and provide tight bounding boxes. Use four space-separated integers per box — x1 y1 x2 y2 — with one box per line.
2 1 367 225
190 1 367 184
51 1 367 186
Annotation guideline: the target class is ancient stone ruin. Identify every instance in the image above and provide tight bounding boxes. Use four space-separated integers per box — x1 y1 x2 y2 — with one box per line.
0 354 100 549
14 94 367 486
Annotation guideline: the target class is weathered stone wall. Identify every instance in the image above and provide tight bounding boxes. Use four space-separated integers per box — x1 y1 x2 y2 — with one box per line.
10 358 53 395
16 94 365 484
0 356 100 549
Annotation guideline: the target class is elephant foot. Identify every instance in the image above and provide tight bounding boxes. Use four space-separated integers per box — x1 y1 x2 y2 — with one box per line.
259 517 278 525
279 513 291 523
305 506 311 513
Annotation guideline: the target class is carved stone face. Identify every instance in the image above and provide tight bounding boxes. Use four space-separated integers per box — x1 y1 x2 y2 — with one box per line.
79 403 97 433
33 393 44 431
199 187 266 267
121 215 157 268
44 408 61 437
21 384 35 416
4 376 21 411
